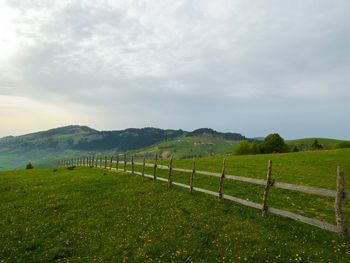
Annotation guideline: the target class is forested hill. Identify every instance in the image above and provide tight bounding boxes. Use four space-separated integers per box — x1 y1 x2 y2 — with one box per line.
0 125 247 153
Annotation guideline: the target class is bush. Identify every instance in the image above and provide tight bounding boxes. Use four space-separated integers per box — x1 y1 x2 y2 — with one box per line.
235 140 252 155
261 133 288 154
311 139 323 150
335 142 350 149
67 166 75 170
251 140 261 154
25 162 34 169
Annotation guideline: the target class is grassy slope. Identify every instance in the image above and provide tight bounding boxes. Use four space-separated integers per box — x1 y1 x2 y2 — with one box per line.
287 138 350 149
1 167 350 262
126 134 241 159
128 148 350 226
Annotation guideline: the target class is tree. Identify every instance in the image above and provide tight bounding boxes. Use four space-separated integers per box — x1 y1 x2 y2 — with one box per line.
261 133 288 154
311 139 323 150
235 140 252 155
251 140 261 154
25 162 34 169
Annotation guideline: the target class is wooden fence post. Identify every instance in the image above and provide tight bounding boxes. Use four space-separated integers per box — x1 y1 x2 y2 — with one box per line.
131 155 135 175
123 154 127 172
104 156 107 169
116 155 119 170
100 156 103 168
168 156 173 188
262 160 274 217
142 156 146 176
110 156 113 169
190 158 195 193
95 156 98 168
218 158 226 200
153 154 158 181
335 167 348 238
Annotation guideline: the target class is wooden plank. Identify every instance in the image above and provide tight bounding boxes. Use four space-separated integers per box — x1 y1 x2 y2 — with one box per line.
222 194 262 210
192 187 218 197
268 207 338 233
173 181 190 189
335 167 348 238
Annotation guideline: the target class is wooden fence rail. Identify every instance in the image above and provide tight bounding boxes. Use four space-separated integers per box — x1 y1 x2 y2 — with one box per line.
60 155 348 238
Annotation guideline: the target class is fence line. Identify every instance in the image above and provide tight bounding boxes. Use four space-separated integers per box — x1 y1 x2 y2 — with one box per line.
61 155 348 237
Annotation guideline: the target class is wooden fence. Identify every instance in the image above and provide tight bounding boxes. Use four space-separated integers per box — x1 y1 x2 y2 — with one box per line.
60 155 349 238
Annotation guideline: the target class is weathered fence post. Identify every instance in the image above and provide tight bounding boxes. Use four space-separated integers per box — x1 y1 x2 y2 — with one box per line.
262 160 274 217
190 158 196 193
116 155 119 170
131 155 135 175
335 167 348 238
142 156 146 176
95 156 98 168
110 156 113 169
104 156 107 169
153 154 158 181
218 158 226 200
123 154 127 172
168 156 173 188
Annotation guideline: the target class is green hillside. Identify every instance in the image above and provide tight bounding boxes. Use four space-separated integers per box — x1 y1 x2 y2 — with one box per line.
0 126 246 170
287 138 350 151
1 165 350 262
125 134 242 159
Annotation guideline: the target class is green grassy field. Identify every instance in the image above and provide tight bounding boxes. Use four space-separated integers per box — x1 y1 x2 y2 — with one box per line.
287 138 350 150
126 134 240 160
1 162 350 262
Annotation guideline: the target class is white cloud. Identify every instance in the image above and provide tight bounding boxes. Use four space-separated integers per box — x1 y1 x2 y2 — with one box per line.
0 0 349 138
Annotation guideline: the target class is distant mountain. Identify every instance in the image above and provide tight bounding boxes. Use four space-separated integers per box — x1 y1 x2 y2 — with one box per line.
0 125 247 170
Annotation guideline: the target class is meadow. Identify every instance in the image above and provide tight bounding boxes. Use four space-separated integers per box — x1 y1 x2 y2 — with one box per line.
1 149 350 261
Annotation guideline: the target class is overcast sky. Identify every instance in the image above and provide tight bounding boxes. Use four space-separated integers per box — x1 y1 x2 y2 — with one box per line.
0 0 349 139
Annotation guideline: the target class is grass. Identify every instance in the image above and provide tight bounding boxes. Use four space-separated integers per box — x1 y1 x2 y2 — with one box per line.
126 134 240 160
1 166 350 262
287 138 350 150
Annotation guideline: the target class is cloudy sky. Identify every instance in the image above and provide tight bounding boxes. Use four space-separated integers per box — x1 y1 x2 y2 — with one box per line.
0 0 349 139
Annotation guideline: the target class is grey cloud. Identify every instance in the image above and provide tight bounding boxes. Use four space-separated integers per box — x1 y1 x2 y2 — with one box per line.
1 0 350 138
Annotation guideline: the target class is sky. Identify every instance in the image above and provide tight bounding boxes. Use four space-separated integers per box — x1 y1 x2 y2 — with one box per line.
0 0 349 139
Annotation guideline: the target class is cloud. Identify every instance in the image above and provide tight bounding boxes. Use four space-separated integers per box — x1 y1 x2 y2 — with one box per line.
0 0 349 138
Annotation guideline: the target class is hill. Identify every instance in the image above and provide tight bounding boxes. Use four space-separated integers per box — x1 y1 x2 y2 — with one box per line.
0 126 247 170
1 149 350 261
287 138 350 151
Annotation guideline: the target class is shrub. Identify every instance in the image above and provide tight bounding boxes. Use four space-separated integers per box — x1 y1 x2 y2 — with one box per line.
67 166 75 170
235 140 252 155
251 140 261 155
261 133 288 154
311 139 323 150
25 162 34 169
335 142 350 149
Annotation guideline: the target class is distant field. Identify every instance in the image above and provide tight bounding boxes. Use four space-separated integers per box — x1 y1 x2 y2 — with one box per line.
126 134 241 159
1 167 350 262
287 138 350 150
